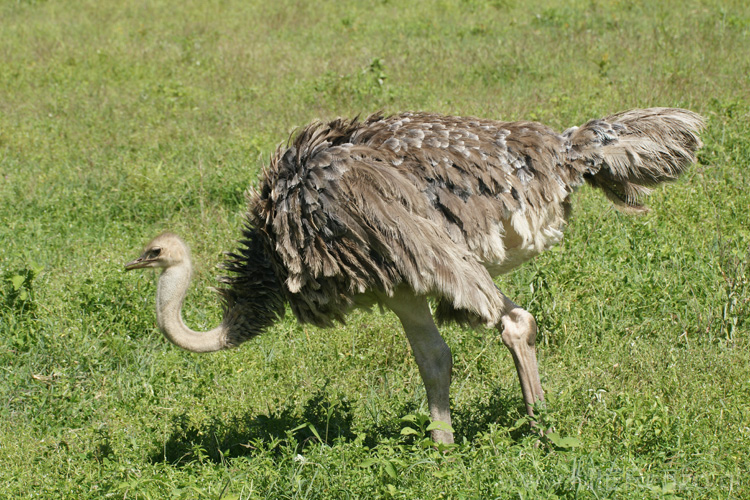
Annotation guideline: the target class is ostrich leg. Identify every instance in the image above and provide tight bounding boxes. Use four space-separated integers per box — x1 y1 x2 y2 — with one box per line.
498 293 544 415
385 291 454 444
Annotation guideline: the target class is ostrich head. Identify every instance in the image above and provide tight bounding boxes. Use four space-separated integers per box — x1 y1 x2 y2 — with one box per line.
124 232 190 271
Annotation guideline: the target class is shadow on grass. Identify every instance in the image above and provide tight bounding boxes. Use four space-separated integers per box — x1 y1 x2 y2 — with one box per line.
452 385 527 440
150 385 529 465
150 388 359 465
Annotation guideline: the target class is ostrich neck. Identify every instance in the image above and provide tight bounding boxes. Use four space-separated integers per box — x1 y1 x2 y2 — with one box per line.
155 262 228 353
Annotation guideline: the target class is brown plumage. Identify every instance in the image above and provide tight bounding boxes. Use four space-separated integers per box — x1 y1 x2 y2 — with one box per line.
126 108 704 443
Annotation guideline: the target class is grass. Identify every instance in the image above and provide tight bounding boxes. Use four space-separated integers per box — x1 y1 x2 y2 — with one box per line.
1 0 749 498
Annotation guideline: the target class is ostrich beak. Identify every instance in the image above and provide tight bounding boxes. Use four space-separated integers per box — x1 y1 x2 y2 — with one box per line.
124 254 153 271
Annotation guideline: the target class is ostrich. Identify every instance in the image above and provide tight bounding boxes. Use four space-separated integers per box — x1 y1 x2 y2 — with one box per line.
125 108 704 444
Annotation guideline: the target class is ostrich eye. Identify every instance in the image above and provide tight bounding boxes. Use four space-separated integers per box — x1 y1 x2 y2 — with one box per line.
149 248 162 258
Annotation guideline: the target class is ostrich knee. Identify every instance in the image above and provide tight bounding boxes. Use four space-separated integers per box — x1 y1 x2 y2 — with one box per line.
500 307 544 415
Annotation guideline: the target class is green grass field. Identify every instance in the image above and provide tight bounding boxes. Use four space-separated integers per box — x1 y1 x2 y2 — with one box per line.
1 0 749 498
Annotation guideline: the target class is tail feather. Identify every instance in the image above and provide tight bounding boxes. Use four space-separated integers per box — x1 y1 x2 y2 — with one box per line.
565 108 704 213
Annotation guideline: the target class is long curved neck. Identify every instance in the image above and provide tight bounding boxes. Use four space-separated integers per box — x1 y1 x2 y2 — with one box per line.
156 261 228 353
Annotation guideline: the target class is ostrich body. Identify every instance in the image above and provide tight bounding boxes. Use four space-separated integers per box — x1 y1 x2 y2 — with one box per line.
126 108 704 443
